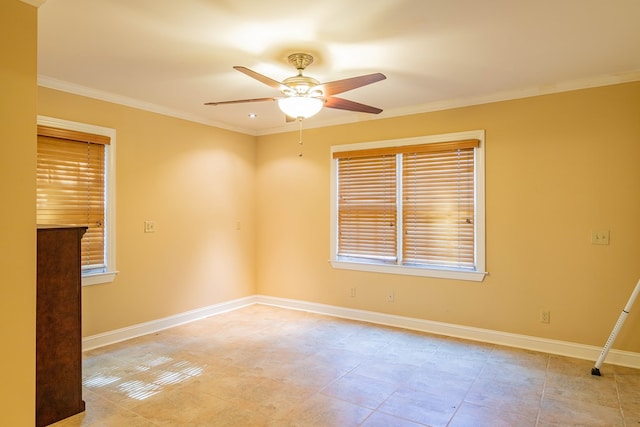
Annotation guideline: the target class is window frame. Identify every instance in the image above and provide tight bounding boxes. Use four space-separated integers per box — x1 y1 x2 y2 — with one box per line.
330 130 486 282
37 116 118 286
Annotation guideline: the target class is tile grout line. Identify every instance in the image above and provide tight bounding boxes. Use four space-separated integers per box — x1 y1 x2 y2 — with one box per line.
613 373 627 427
445 350 492 426
534 353 551 427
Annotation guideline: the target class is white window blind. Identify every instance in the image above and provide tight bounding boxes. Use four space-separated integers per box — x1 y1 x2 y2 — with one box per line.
337 153 397 262
334 138 480 273
37 126 109 271
403 144 476 269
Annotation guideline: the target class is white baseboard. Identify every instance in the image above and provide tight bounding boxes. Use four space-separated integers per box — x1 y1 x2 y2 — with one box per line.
83 294 640 370
255 295 640 370
82 296 255 351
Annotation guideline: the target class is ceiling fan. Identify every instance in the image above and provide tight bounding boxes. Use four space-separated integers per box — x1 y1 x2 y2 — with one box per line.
205 53 386 120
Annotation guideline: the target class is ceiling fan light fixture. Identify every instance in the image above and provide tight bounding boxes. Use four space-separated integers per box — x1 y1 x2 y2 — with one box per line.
205 53 385 120
277 96 324 119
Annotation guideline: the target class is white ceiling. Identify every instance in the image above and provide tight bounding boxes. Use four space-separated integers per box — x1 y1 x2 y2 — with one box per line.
37 0 640 136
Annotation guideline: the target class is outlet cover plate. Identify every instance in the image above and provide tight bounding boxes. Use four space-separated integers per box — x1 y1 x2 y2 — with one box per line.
591 230 610 245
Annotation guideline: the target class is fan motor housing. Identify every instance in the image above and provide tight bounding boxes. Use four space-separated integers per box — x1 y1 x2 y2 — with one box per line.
282 75 321 96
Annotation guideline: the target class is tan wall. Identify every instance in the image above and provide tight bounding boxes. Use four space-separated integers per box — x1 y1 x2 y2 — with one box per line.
38 88 257 336
255 82 640 352
0 1 37 424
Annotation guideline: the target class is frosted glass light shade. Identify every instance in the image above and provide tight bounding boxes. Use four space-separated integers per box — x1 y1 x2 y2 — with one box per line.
277 96 323 119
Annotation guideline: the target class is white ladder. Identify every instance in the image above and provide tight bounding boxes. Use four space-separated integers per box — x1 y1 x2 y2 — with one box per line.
591 278 640 376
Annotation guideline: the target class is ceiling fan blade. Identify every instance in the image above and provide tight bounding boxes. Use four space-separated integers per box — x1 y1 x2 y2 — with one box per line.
204 97 276 106
318 73 386 97
325 96 383 114
233 66 286 91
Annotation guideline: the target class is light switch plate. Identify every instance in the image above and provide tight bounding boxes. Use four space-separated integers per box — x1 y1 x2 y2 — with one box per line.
144 220 156 233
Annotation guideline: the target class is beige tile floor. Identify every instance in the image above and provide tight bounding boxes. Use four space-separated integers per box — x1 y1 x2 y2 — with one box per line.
51 304 640 426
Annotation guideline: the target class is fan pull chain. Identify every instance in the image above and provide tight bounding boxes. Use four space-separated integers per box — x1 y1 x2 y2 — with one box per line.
297 118 304 157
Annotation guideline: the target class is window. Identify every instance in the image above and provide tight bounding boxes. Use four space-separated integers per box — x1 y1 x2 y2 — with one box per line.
330 130 485 281
37 116 117 285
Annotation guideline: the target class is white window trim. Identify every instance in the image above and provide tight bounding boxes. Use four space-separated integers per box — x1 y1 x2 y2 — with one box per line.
37 116 118 286
330 130 487 282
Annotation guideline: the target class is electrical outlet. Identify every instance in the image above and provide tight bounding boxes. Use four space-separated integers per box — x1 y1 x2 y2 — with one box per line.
387 292 394 302
350 287 356 298
591 230 610 245
540 310 550 324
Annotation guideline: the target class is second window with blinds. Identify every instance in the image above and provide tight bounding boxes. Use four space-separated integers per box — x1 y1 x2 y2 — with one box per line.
37 117 117 286
330 130 486 282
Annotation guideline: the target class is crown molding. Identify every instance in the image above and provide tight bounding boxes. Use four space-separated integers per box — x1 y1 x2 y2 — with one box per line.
38 75 259 136
20 0 46 7
39 70 640 138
